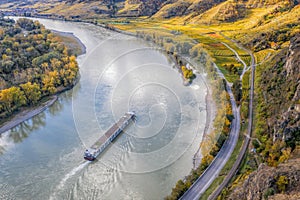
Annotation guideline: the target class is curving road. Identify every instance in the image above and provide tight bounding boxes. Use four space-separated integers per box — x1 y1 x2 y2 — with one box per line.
180 37 257 200
180 64 241 200
208 40 256 199
221 42 248 80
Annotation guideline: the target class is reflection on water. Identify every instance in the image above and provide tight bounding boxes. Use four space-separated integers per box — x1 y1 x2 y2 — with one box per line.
10 113 46 143
0 18 208 200
0 113 47 154
48 100 64 116
0 88 78 154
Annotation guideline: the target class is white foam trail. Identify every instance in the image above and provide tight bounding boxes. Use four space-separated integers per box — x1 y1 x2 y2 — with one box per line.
60 161 89 187
190 84 200 90
50 161 90 200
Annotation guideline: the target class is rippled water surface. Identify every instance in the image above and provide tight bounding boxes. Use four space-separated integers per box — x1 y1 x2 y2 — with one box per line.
0 18 207 200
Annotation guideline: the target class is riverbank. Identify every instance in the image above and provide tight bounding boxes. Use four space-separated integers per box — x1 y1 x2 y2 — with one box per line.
0 17 211 200
7 13 215 185
8 16 86 57
112 23 217 168
52 30 86 56
0 96 57 135
51 14 218 184
193 85 216 168
0 24 85 135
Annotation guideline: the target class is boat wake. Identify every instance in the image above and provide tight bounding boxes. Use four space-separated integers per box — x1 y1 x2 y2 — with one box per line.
190 84 200 90
50 161 90 200
60 161 90 188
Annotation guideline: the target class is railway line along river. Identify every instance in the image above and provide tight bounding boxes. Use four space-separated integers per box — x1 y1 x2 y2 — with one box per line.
0 18 208 200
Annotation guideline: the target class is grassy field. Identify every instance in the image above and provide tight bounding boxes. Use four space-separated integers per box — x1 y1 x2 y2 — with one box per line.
110 19 251 83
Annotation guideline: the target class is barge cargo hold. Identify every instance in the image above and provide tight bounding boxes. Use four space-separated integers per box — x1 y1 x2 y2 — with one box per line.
84 112 135 161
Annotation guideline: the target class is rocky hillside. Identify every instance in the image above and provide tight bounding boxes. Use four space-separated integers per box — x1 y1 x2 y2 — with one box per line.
228 148 300 200
278 35 300 143
120 0 298 19
212 0 246 22
253 34 300 164
1 0 298 21
246 0 297 8
119 0 166 16
226 33 300 200
151 0 226 19
120 0 298 20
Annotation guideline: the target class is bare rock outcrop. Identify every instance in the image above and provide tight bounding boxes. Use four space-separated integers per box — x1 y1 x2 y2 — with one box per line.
229 152 300 200
276 34 300 144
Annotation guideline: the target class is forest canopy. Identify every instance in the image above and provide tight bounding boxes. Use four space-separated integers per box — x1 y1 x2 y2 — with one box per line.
0 17 79 119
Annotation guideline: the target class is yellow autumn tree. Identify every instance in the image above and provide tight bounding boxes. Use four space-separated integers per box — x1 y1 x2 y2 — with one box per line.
42 75 56 95
276 175 288 193
20 82 41 105
0 86 26 113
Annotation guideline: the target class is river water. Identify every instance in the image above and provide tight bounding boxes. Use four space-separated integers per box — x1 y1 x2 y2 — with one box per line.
0 19 207 200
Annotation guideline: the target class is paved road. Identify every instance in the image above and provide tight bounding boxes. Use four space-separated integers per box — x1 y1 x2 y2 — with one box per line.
208 42 256 199
180 37 257 199
180 65 241 200
221 42 248 79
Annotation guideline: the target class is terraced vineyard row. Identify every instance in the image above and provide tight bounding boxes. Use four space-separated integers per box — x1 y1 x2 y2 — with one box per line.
254 49 278 64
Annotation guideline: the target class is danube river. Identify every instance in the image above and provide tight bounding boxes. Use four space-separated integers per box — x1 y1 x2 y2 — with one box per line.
0 18 207 200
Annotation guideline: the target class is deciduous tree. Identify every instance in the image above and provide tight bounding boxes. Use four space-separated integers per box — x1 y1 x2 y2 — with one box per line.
20 82 41 105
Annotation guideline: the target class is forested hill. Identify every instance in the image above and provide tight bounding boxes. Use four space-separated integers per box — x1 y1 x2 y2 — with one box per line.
0 18 79 120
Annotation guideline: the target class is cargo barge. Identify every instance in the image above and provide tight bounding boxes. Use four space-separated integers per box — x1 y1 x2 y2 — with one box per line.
84 111 135 161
